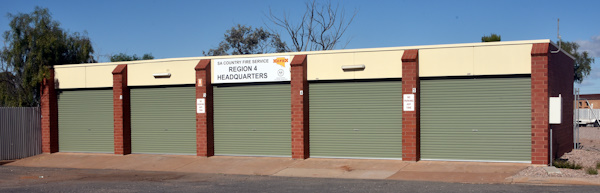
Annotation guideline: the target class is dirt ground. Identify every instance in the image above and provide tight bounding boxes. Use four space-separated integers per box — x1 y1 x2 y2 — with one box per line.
515 127 600 178
578 127 600 152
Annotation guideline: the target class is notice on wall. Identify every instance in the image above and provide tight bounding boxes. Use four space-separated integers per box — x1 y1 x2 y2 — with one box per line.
197 98 205 114
213 56 291 84
403 94 415 111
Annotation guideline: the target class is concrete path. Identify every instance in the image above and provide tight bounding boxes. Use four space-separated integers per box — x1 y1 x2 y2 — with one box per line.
5 152 585 185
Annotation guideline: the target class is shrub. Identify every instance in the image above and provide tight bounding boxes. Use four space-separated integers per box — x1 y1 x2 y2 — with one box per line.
586 167 598 175
596 162 600 169
553 159 583 169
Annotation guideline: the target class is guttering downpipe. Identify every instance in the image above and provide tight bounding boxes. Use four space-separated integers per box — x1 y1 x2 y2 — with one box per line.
551 18 561 54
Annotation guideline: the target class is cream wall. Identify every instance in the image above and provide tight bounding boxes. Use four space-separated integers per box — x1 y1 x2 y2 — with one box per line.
55 58 200 89
54 40 551 88
55 64 118 89
420 44 533 77
127 59 198 86
307 50 404 80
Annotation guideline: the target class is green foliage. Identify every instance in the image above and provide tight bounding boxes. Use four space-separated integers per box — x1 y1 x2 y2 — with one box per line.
553 159 582 169
0 7 95 107
586 167 598 175
110 53 154 62
596 162 600 169
553 159 583 169
557 40 594 83
204 24 287 56
481 33 501 42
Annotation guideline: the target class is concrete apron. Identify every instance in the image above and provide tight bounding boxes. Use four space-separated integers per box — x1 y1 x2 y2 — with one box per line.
7 153 530 184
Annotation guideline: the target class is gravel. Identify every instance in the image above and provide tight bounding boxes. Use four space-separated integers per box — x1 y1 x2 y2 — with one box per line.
514 127 600 179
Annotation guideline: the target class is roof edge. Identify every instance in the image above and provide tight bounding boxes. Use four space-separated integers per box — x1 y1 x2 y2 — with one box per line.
56 39 553 68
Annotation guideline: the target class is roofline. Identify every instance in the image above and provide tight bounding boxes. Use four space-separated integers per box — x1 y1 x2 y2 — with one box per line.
549 41 576 60
56 39 554 68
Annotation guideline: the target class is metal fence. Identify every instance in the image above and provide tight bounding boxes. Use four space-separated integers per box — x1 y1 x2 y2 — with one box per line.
0 107 42 160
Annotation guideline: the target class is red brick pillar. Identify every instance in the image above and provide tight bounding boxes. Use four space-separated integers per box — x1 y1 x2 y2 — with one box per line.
290 55 309 159
113 64 131 155
401 49 420 161
531 43 550 165
195 59 214 157
41 68 58 153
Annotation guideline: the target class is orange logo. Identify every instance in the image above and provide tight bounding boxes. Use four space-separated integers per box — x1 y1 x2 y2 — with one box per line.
273 57 288 67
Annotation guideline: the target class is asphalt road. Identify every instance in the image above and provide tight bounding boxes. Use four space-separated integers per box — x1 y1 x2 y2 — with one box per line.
0 166 597 193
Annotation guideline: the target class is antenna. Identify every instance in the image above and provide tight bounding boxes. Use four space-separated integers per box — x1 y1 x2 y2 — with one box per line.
551 18 561 53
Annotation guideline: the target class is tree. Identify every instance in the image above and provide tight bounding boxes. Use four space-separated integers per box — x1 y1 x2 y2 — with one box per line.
0 7 95 107
204 24 286 56
110 53 154 62
267 0 357 51
482 33 501 42
558 40 594 83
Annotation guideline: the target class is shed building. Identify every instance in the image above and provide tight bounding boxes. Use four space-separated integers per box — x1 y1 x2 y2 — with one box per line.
40 39 574 165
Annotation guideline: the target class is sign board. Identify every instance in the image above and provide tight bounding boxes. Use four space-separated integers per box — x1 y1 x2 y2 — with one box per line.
196 98 205 114
213 56 291 84
403 94 415 111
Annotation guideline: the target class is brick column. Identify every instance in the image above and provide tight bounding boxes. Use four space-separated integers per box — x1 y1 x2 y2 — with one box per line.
41 68 58 153
401 49 420 161
290 55 309 159
113 64 131 155
195 59 214 157
531 43 550 165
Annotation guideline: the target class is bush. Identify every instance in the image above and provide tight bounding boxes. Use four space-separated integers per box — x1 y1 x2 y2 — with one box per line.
596 162 600 169
586 167 598 175
553 159 583 169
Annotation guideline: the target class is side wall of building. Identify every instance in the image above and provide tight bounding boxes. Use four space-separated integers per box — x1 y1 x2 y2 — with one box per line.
548 43 575 160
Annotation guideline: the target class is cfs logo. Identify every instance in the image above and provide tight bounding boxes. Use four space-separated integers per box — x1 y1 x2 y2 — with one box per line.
273 57 289 67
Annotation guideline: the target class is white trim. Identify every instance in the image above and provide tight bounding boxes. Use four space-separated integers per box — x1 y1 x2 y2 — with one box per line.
421 158 531 164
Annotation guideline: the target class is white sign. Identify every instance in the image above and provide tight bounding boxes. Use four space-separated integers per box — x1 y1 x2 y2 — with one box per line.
214 56 291 83
403 94 415 111
196 98 205 114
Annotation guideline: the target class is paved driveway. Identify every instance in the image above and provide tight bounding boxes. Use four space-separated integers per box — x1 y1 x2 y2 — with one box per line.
0 166 598 193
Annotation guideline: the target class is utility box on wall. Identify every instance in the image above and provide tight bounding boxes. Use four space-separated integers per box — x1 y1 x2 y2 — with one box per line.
549 95 562 124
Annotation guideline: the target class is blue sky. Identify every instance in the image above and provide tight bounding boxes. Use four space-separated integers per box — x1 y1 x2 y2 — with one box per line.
1 0 599 94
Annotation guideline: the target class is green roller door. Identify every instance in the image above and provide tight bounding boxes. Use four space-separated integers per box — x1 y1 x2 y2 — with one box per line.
131 86 196 154
421 77 531 162
58 89 114 153
213 83 291 156
310 81 403 158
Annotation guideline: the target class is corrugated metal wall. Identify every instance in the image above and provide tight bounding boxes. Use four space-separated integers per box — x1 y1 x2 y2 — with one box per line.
0 107 42 160
58 89 114 153
421 77 532 162
213 83 292 157
309 81 403 159
130 86 197 154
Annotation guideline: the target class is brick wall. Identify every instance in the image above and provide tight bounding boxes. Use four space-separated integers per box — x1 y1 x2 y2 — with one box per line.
112 64 131 155
195 59 214 157
531 43 550 165
290 55 309 159
548 43 575 160
41 68 58 153
401 49 420 161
